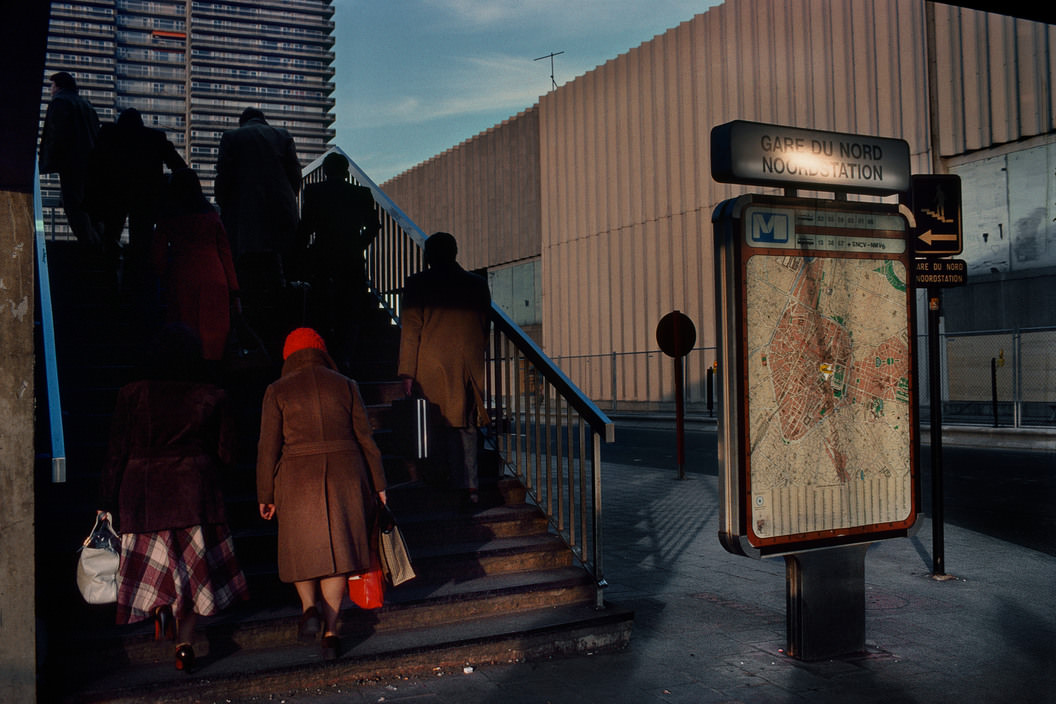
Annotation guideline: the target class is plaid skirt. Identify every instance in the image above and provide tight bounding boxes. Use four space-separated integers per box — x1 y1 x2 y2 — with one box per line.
116 523 249 625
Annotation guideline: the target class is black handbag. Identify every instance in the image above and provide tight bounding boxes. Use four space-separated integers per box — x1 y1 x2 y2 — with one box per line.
224 313 272 372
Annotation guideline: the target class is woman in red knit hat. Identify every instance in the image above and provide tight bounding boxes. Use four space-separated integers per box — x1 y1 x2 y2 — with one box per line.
256 328 387 659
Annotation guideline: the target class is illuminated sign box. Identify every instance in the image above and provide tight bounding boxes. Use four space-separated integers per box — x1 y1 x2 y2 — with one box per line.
712 194 919 557
712 120 911 196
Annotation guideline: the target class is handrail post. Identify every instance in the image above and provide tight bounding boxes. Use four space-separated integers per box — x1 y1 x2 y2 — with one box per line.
1013 330 1021 428
591 429 606 608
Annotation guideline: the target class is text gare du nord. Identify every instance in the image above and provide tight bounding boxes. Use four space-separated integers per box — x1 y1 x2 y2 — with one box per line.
759 135 887 182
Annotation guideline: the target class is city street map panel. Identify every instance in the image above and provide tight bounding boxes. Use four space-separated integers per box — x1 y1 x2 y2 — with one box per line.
744 253 913 540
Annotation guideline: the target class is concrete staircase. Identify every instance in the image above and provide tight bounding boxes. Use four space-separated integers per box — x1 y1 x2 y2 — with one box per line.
36 241 632 703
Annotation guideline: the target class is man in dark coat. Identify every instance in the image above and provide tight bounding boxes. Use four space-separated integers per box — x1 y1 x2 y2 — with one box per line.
214 107 301 270
295 152 380 368
88 107 186 270
398 232 491 509
39 71 102 251
214 107 301 355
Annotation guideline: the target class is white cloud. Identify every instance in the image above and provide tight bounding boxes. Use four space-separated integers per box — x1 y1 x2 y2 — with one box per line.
341 52 543 129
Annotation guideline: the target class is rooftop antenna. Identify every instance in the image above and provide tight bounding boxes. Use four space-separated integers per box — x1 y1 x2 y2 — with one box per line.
534 51 564 91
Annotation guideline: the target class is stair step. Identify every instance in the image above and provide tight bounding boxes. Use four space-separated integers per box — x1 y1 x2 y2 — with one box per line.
397 504 550 545
51 566 598 673
358 379 406 405
409 533 574 581
57 600 633 704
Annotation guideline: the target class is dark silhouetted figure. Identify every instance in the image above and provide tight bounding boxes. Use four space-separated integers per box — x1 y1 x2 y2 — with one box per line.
39 71 101 251
214 107 301 356
88 107 186 278
398 233 491 509
295 152 380 368
152 168 240 367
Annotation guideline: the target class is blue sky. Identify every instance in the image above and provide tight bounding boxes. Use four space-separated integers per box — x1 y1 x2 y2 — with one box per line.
332 0 720 184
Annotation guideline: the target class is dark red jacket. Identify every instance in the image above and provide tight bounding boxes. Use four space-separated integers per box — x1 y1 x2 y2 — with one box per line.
100 379 236 534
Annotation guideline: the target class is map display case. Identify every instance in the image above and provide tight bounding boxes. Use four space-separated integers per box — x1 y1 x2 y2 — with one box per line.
714 194 920 557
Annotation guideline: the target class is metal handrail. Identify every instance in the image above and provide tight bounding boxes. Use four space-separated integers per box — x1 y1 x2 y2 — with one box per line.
34 163 67 483
301 147 613 606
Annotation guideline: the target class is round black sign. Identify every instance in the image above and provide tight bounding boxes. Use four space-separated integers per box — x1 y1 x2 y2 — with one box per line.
656 311 696 358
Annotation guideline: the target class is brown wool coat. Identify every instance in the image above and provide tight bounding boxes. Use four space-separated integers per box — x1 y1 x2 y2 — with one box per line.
398 263 491 428
256 348 387 583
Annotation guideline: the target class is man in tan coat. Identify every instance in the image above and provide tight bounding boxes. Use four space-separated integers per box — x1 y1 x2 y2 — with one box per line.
398 232 491 508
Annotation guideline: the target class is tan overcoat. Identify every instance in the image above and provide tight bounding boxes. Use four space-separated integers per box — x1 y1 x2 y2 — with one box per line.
398 263 491 428
256 348 386 582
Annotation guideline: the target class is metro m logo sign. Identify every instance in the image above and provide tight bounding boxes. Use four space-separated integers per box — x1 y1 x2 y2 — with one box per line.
750 212 790 244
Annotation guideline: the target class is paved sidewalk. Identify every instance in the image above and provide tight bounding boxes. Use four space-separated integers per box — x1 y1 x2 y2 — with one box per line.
243 461 1056 704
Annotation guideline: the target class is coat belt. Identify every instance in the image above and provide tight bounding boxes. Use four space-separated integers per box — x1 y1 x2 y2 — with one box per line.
281 439 360 458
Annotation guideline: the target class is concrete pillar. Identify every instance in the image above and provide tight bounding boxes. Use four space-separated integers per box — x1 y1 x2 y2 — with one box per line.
0 190 38 701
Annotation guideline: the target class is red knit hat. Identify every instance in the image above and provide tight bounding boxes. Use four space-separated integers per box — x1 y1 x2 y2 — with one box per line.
283 327 327 360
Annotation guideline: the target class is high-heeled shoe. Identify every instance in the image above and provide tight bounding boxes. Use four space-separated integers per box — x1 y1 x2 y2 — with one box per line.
321 634 340 661
153 605 175 642
174 642 195 672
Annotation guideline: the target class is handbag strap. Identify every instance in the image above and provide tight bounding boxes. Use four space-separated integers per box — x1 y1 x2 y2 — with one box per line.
83 511 117 548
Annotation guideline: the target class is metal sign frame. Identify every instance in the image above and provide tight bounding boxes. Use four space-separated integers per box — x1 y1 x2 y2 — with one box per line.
713 194 920 557
905 174 963 256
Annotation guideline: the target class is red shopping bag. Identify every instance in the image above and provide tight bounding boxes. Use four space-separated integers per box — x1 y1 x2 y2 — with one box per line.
348 568 385 609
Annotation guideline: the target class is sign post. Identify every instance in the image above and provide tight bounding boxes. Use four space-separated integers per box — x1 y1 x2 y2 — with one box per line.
902 173 964 579
712 120 920 660
656 311 696 481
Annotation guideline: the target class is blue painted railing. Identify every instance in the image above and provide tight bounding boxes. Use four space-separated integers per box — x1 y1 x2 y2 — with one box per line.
34 164 67 483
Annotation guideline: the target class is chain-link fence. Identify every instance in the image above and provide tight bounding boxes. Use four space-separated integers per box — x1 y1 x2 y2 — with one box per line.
919 326 1056 428
550 347 720 417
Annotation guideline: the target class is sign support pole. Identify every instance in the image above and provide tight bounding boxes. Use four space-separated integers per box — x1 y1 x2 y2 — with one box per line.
674 352 686 480
927 288 945 577
656 310 695 482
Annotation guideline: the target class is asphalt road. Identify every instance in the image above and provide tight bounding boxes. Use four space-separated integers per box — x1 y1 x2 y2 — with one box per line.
601 424 1056 556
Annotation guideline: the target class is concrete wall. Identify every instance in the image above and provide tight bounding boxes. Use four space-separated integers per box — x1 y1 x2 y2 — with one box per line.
383 107 541 274
2 2 50 699
0 191 38 700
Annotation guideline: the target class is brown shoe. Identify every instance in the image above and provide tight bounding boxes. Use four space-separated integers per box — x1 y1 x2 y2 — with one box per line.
322 633 340 660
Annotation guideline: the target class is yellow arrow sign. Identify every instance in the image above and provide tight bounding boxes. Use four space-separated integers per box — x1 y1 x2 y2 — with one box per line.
917 230 959 246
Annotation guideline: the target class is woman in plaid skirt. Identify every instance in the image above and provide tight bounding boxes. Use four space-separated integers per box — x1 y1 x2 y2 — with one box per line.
99 323 249 672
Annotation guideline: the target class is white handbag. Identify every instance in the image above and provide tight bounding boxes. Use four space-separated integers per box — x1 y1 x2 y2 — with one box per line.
75 512 120 605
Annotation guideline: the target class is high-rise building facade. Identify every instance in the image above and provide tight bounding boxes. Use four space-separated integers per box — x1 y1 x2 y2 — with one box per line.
41 0 335 231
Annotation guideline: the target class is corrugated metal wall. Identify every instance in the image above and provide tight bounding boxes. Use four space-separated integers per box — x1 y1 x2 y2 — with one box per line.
382 107 541 273
381 0 1055 408
933 6 1056 154
540 0 938 405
